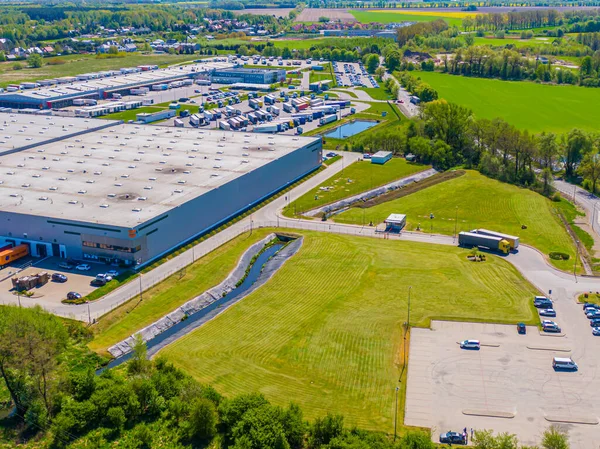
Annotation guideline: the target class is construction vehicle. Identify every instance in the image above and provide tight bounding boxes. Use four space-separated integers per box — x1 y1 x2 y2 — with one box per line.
0 244 29 267
458 232 510 254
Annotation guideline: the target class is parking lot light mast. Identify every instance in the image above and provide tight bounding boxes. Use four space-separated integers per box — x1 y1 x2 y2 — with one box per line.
574 240 580 282
394 385 399 441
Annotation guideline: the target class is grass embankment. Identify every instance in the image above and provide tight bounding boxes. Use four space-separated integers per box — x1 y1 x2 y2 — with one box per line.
0 53 200 88
160 231 538 432
579 292 600 304
89 229 273 356
336 170 580 271
283 158 428 216
414 71 600 133
358 85 393 101
350 9 468 27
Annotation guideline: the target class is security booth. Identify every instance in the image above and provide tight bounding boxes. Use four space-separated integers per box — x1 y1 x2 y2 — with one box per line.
384 214 406 233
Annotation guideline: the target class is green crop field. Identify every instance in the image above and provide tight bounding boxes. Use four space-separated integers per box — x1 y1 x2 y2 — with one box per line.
160 231 538 431
0 53 200 88
284 158 428 215
414 71 600 133
350 10 465 27
336 170 579 271
89 230 273 355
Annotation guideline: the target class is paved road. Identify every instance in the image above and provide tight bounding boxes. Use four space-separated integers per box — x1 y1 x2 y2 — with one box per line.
383 72 418 118
555 179 600 237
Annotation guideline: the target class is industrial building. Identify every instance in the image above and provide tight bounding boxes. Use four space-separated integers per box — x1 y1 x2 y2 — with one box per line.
0 60 233 110
210 67 286 85
371 151 392 165
0 116 322 267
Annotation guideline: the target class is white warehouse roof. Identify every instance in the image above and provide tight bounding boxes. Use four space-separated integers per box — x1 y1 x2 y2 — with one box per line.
0 123 319 228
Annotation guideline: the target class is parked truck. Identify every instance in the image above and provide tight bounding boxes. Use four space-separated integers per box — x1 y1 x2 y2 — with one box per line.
458 232 510 254
0 244 29 267
319 114 337 126
473 229 519 250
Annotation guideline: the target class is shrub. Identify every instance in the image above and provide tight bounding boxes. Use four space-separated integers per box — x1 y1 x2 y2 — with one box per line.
549 252 570 260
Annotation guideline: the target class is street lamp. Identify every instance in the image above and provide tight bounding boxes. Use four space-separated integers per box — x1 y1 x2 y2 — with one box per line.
454 206 458 240
394 385 399 441
574 240 580 282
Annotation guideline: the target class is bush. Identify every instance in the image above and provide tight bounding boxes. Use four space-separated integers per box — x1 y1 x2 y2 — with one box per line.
12 62 23 70
549 252 570 260
551 191 562 202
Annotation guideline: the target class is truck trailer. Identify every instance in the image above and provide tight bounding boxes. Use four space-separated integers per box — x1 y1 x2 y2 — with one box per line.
458 232 510 254
473 229 519 250
0 244 29 267
319 114 337 126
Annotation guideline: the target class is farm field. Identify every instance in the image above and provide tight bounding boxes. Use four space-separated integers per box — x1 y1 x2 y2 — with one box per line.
159 231 538 431
89 229 273 355
336 170 579 272
350 10 467 27
296 8 356 22
414 71 600 133
284 158 427 215
0 53 200 88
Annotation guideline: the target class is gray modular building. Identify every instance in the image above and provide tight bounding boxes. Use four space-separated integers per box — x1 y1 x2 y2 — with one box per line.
0 60 233 110
210 67 286 85
0 118 322 267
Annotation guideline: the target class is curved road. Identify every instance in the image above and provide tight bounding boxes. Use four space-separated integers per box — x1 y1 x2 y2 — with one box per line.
7 154 600 321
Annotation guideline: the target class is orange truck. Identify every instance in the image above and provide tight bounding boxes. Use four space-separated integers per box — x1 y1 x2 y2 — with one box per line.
0 244 29 267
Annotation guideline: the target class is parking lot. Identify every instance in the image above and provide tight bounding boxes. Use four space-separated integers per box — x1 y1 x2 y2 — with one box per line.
0 258 117 307
332 61 378 88
405 317 600 448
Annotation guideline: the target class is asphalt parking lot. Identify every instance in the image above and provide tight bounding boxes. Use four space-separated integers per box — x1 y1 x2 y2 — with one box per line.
405 318 600 448
332 61 378 88
0 257 114 306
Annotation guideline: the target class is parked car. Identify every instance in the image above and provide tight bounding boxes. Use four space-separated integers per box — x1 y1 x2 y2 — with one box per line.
553 357 578 371
586 310 600 319
517 323 526 334
67 292 81 300
178 97 189 102
52 273 68 283
326 152 337 158
542 321 561 333
539 309 557 317
592 327 600 336
582 303 600 310
534 299 553 309
106 270 120 278
439 432 466 444
459 340 480 350
91 278 107 287
96 273 112 282
58 262 74 270
75 263 91 271
590 319 600 327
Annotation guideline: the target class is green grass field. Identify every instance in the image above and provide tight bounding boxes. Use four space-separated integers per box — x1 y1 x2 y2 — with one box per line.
284 158 427 215
89 230 273 355
336 170 578 271
0 53 200 88
350 10 464 27
414 71 600 133
272 38 326 50
358 86 393 100
470 36 549 48
160 231 538 431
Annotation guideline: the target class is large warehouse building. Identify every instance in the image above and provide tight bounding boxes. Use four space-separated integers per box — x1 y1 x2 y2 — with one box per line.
0 115 322 267
0 60 233 110
210 67 286 85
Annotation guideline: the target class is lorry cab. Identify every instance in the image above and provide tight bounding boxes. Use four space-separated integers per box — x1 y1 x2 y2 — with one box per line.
498 239 510 254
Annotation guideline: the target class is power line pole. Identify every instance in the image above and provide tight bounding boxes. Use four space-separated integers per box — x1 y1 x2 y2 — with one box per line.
574 240 579 283
394 385 399 441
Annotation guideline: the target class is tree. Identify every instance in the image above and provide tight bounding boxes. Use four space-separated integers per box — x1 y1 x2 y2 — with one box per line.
375 66 386 80
127 334 150 375
28 53 43 68
465 34 475 46
318 16 329 23
579 149 600 193
564 129 592 178
541 425 569 449
385 51 401 72
309 413 344 448
365 54 379 74
108 45 119 55
417 84 438 103
186 398 217 442
238 45 249 56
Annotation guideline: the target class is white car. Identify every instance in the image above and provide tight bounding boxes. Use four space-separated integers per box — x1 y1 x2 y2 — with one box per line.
459 339 480 350
75 263 91 271
106 270 120 278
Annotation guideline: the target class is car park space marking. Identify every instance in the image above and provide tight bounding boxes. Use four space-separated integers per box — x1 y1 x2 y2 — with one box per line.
526 346 571 352
462 410 515 418
544 416 599 425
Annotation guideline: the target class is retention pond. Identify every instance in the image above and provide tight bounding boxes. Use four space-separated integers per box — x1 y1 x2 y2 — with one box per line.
324 120 377 139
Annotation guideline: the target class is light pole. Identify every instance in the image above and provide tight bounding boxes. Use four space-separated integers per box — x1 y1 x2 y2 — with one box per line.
574 240 580 282
87 302 91 324
454 206 458 240
407 286 411 328
394 385 399 441
139 275 143 302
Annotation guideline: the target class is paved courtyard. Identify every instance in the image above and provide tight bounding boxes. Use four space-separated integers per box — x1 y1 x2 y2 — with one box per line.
406 319 600 448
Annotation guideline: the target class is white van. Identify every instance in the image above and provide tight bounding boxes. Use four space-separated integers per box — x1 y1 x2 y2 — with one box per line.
553 357 578 371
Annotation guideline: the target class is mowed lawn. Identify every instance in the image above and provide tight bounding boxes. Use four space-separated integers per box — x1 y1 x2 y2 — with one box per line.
336 170 578 271
89 229 274 355
284 158 428 215
415 71 600 133
160 232 538 431
350 10 467 27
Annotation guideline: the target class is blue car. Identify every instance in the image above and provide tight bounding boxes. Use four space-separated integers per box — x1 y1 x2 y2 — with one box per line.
440 432 466 445
593 327 600 336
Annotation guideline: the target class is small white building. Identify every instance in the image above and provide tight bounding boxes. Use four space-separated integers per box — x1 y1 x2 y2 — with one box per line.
384 214 406 232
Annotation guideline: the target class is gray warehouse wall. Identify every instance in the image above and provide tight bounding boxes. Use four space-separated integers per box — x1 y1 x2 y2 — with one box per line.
137 139 322 266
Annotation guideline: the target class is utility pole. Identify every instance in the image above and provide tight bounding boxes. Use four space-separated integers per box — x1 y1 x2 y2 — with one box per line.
139 275 143 302
407 286 411 328
87 302 91 324
454 206 458 240
17 291 21 308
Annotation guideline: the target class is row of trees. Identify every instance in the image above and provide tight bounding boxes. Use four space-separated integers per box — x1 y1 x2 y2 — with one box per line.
395 71 438 102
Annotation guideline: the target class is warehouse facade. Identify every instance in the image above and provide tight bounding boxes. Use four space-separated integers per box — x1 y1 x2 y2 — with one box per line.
210 68 286 85
0 120 322 267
